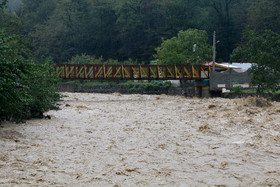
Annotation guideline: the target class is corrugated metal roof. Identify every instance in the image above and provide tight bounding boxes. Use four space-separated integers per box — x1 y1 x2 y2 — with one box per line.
205 62 252 72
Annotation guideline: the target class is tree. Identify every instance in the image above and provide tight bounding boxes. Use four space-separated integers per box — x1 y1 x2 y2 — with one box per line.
0 0 7 9
17 0 280 65
6 0 22 13
114 0 161 61
29 0 91 62
0 30 60 122
154 29 212 65
231 30 280 95
19 0 56 32
24 0 119 63
247 0 280 34
0 1 60 122
0 0 32 58
114 0 202 62
200 0 249 62
85 0 119 60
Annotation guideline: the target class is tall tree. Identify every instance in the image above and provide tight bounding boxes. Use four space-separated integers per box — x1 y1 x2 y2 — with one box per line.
114 0 158 61
22 0 119 62
114 0 202 62
247 0 280 34
231 30 280 95
6 0 22 13
18 0 278 65
0 1 32 58
30 0 91 62
0 0 7 9
154 29 212 65
19 0 56 32
158 0 202 35
201 0 248 61
86 0 118 59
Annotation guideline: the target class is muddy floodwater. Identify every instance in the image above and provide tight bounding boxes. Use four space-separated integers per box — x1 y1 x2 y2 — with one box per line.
1 93 280 186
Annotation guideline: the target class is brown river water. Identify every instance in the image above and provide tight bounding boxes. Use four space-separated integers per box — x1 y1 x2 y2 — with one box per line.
1 93 280 186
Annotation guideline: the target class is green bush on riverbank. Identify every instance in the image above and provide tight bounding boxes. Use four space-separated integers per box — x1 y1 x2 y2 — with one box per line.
0 31 60 123
125 81 171 93
60 80 171 94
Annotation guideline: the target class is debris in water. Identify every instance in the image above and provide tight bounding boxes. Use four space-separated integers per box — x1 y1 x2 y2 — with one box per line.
208 104 216 109
198 123 209 133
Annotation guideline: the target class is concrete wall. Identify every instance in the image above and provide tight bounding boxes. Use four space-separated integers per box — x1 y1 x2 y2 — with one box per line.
210 69 251 91
58 83 170 95
58 80 207 97
58 82 201 97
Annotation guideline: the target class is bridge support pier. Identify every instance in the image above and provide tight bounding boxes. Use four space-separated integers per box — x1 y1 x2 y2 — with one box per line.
179 80 195 97
179 80 210 98
195 80 211 98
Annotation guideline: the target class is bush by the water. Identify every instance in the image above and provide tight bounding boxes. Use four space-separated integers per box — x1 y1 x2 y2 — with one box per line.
126 80 171 93
0 31 60 123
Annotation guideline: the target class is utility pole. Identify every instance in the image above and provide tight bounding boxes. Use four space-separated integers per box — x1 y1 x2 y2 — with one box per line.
212 31 216 72
210 31 216 91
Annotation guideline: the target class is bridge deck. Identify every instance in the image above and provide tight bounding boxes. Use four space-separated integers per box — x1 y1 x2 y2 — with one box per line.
55 64 210 80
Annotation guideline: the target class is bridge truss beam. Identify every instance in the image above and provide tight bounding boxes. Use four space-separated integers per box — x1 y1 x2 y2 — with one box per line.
55 64 210 80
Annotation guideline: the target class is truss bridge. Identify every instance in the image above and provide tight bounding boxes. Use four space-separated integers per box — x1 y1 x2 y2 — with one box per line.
55 64 210 80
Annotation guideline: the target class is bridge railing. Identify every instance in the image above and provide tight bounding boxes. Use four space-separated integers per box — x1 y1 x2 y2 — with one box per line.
54 64 210 80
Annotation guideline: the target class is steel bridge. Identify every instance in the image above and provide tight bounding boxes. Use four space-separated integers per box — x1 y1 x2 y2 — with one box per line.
55 64 210 80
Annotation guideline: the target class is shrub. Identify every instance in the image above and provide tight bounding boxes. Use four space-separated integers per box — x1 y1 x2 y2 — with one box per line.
67 54 136 65
230 82 242 97
126 81 171 93
231 30 280 96
0 30 60 123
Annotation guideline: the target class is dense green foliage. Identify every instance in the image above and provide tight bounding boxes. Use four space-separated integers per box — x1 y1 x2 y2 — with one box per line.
0 27 60 122
5 0 21 13
231 30 280 95
2 0 277 64
1 0 280 101
247 0 280 33
126 80 171 93
67 54 136 65
154 29 212 65
69 80 171 93
1 1 59 123
6 0 261 63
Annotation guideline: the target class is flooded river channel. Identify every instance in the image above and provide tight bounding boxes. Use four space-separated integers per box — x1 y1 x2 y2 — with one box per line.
1 93 280 186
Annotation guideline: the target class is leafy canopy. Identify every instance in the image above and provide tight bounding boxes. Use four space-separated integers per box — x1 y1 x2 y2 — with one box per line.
154 29 212 65
0 30 60 122
0 0 7 9
247 0 280 33
231 30 280 95
67 53 135 65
